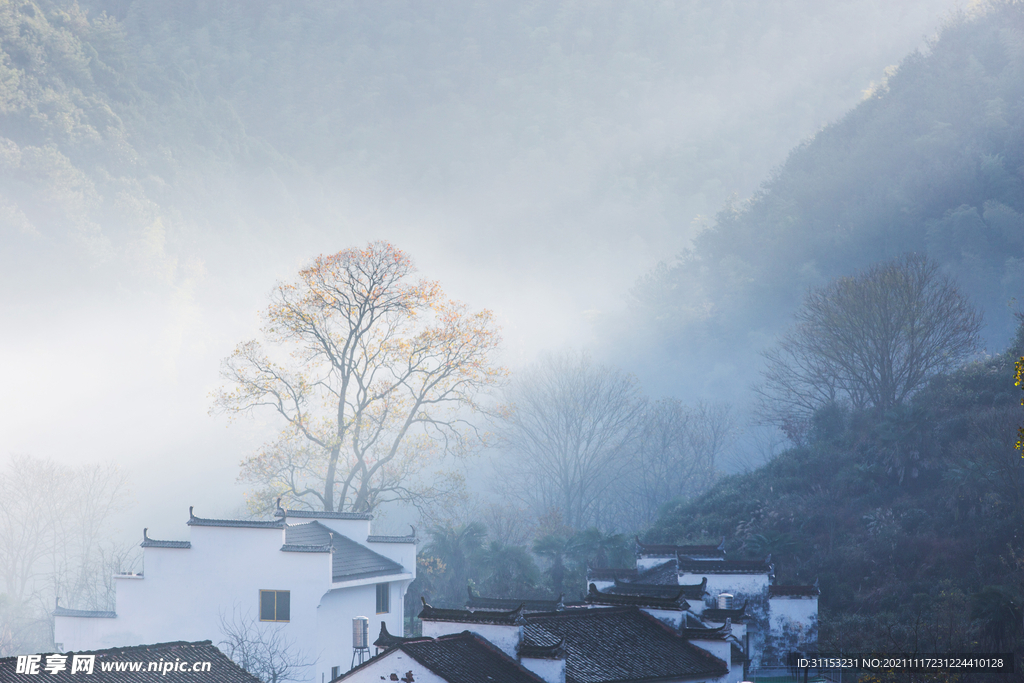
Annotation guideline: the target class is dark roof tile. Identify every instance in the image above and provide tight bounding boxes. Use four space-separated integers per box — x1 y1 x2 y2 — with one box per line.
284 522 406 581
366 534 417 544
585 584 689 611
141 529 190 549
523 607 728 683
632 560 679 585
701 602 748 623
343 631 544 683
418 601 527 625
187 508 283 529
275 508 373 521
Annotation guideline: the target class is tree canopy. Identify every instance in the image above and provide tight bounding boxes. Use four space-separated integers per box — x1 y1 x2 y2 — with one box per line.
756 254 982 434
214 241 506 513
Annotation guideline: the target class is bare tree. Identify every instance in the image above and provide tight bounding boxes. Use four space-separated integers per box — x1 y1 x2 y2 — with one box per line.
756 254 982 430
219 608 313 683
614 399 732 530
0 456 131 654
213 242 506 513
496 352 645 530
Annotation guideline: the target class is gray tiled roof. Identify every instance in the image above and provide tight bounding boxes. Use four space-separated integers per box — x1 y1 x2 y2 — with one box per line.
523 606 729 683
275 508 373 520
345 631 544 683
632 559 679 585
584 584 689 611
0 641 260 683
187 508 283 529
283 521 405 581
366 534 416 544
419 602 527 625
676 558 771 574
141 528 190 549
680 621 732 640
702 602 748 623
612 576 709 601
53 607 117 618
280 544 332 553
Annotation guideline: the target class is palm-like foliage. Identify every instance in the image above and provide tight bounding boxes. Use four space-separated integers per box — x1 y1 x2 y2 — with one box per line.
420 522 487 607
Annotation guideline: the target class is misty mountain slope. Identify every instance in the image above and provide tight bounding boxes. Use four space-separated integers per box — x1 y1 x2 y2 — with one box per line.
0 0 283 308
645 327 1024 655
3 0 958 308
628 3 1024 399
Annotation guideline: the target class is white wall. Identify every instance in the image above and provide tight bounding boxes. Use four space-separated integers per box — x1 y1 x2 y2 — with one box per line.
640 608 683 628
520 656 565 683
339 650 448 683
318 582 409 680
636 556 674 571
684 573 768 596
55 522 414 683
420 622 522 659
365 541 417 573
686 638 731 665
768 596 818 658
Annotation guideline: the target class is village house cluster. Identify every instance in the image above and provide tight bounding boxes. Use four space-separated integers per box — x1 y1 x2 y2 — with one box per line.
52 509 817 683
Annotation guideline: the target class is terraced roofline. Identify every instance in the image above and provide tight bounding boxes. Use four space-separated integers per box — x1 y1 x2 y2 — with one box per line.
585 583 689 611
418 599 527 625
141 528 191 549
187 507 284 529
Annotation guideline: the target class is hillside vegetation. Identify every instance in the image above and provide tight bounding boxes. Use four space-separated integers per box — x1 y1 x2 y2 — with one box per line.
647 324 1024 660
630 3 1024 397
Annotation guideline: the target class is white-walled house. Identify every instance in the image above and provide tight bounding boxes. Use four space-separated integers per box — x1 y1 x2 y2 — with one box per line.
339 603 735 683
587 539 818 672
53 507 416 683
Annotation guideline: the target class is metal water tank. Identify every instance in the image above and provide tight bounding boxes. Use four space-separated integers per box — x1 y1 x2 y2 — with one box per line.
717 593 733 610
353 616 369 649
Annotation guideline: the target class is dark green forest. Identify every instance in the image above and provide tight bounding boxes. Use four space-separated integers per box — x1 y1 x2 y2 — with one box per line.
647 328 1024 660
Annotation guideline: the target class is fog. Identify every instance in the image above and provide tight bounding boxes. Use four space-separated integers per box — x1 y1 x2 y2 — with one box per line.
0 0 958 538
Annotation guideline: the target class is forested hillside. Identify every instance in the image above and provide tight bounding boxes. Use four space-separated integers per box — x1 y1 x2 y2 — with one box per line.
646 325 1024 660
628 3 1024 399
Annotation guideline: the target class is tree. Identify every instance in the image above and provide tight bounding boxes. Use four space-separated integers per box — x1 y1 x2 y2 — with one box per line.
418 522 487 607
214 242 506 513
1015 355 1024 457
616 399 730 529
496 352 645 530
756 254 982 432
0 456 131 655
219 608 313 683
477 542 540 599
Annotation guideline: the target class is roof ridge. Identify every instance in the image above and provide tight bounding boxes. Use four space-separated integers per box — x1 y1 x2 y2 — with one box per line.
413 631 548 683
187 506 284 529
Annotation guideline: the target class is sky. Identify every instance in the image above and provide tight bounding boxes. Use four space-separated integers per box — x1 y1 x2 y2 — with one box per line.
0 0 959 539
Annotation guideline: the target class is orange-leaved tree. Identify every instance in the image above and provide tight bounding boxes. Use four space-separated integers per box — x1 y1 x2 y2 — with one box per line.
1016 356 1024 457
213 242 506 513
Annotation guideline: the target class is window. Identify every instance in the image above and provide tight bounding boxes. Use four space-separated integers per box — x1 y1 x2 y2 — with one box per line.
375 582 390 614
331 667 340 681
259 590 290 622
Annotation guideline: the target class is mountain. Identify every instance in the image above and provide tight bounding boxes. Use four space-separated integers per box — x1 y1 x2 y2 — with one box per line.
645 322 1024 658
626 3 1024 401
